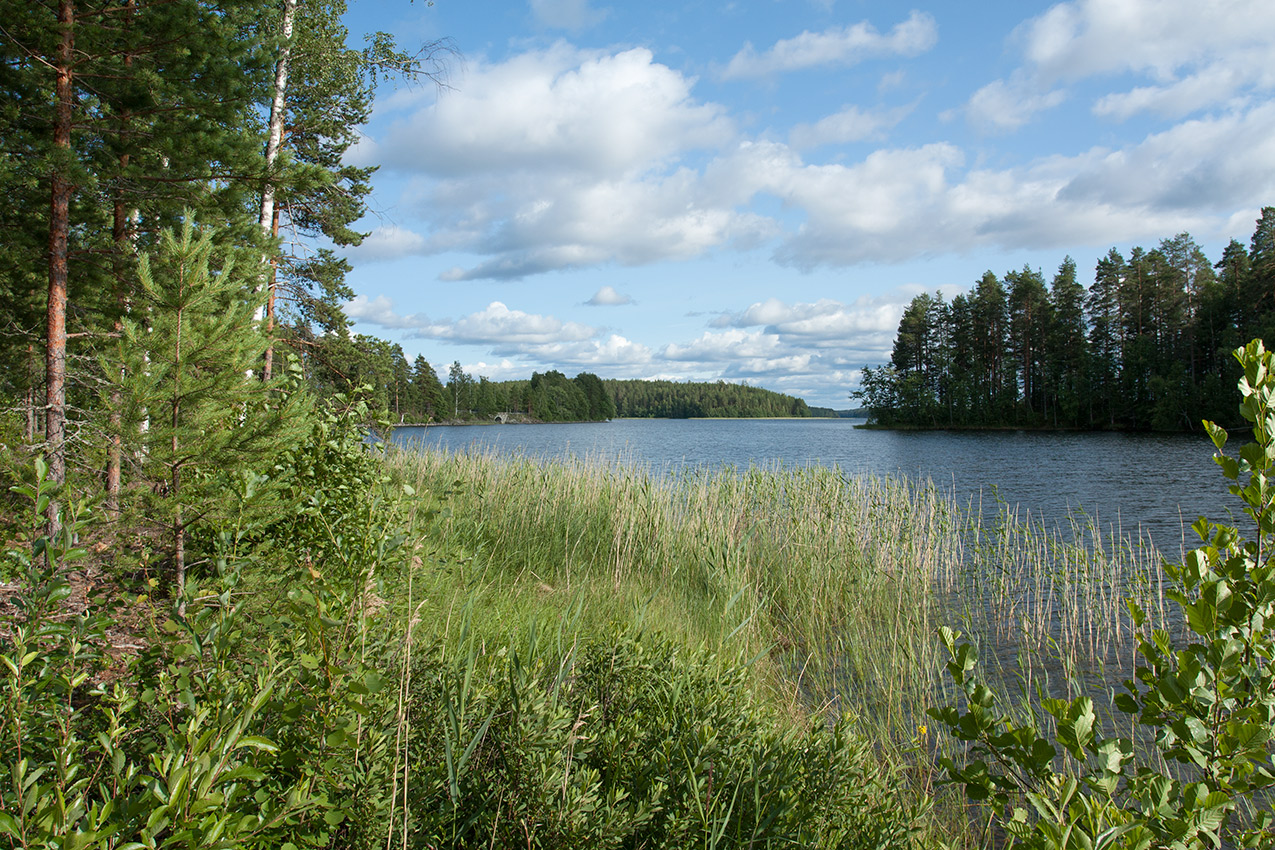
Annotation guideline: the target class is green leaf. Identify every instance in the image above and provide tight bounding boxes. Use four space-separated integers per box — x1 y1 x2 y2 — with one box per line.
1205 420 1228 451
235 735 278 753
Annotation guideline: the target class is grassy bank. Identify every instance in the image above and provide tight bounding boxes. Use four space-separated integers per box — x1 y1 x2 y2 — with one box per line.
379 442 1172 836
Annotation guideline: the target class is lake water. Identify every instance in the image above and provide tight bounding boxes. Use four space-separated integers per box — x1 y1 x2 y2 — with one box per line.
390 418 1242 556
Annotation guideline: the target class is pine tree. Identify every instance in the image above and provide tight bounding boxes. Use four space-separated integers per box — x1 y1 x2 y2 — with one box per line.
970 271 1011 421
102 218 307 605
410 356 448 421
1006 265 1052 422
448 361 471 419
1086 249 1124 427
0 0 272 524
1047 256 1087 427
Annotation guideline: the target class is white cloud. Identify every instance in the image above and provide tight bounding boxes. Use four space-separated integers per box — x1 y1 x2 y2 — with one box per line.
715 294 908 344
529 0 606 31
720 11 937 79
345 298 600 348
431 167 773 280
367 44 733 177
788 103 914 149
1092 64 1250 120
697 293 915 387
662 328 786 362
348 25 1275 282
1019 0 1274 83
348 225 428 262
965 0 1275 129
353 45 770 280
1054 103 1275 212
343 294 429 329
520 334 654 370
586 285 634 305
722 102 1275 268
420 302 598 345
963 75 1067 134
462 359 528 381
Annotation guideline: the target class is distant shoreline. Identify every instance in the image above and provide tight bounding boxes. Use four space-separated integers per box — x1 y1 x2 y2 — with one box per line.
391 414 856 427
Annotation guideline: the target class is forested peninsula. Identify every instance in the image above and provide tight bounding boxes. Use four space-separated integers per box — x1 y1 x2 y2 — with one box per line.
858 216 1275 431
363 359 818 424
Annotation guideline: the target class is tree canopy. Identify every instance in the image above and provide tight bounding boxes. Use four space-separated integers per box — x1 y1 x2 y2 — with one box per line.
858 217 1273 431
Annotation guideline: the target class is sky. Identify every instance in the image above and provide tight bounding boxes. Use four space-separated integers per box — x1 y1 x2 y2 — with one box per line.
335 0 1275 408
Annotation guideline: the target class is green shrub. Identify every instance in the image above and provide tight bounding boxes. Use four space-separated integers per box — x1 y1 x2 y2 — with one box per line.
395 624 919 849
0 459 308 848
931 340 1275 850
0 458 397 849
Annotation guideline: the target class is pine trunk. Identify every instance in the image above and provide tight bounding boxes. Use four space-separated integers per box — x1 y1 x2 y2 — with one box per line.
46 0 75 532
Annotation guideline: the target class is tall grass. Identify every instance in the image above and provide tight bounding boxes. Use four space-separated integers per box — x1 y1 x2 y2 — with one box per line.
380 443 1172 815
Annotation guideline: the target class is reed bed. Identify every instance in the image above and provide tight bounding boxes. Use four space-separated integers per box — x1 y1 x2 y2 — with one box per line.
380 442 1174 784
951 503 1172 699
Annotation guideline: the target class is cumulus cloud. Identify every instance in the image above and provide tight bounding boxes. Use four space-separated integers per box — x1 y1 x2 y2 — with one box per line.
586 285 634 305
964 0 1275 128
1055 103 1275 211
421 302 598 345
427 165 776 280
713 294 908 345
788 103 914 149
352 45 778 280
365 44 733 177
518 334 655 371
1092 65 1251 120
1019 0 1274 84
663 328 786 362
963 74 1067 134
347 24 1275 282
641 290 928 401
720 11 937 79
712 102 1275 269
344 297 599 347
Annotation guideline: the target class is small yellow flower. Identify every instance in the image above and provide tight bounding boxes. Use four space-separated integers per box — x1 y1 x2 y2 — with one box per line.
917 724 928 737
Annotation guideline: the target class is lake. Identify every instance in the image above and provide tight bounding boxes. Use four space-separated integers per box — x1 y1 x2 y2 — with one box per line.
390 418 1241 556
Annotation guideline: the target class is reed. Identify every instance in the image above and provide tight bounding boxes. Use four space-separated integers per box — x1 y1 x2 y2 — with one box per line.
379 442 1173 825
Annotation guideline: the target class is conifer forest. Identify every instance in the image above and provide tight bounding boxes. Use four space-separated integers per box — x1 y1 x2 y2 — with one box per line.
858 219 1275 431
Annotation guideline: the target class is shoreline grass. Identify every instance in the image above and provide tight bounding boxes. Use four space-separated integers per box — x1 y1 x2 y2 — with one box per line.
379 441 1174 840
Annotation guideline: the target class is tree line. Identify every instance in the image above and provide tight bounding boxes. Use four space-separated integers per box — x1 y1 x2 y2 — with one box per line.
347 346 816 424
856 211 1275 431
606 379 812 419
374 361 619 424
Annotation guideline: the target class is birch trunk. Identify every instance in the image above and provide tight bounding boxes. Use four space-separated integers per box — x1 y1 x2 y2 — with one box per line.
256 0 298 344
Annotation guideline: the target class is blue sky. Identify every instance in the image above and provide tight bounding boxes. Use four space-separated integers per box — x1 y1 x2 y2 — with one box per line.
337 0 1275 408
